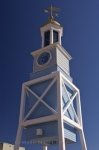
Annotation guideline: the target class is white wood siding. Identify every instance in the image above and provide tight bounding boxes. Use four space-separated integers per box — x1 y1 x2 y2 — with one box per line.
64 129 76 142
57 48 70 75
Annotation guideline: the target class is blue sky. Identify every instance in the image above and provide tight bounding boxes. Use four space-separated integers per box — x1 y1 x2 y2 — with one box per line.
0 0 99 149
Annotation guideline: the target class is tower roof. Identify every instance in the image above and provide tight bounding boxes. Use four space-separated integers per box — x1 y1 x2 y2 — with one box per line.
41 17 62 28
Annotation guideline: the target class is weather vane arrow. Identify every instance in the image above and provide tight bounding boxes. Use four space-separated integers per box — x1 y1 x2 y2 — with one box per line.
44 4 60 19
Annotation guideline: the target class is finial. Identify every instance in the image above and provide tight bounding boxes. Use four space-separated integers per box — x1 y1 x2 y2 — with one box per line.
44 4 60 20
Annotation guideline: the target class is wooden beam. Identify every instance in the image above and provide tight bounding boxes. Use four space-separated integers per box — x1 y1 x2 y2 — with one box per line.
63 115 82 130
24 71 58 86
60 72 79 92
57 73 66 150
22 114 58 127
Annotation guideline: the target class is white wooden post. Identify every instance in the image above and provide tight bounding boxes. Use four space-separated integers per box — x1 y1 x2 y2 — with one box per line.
77 92 87 150
14 84 26 150
50 28 53 44
41 33 44 48
43 145 48 150
79 129 87 150
58 31 62 45
57 72 66 150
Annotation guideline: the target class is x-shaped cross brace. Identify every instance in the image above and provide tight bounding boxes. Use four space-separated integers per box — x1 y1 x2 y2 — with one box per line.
24 77 57 121
62 81 80 124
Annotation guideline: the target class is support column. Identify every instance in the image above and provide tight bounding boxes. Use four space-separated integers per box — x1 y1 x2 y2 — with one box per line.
50 28 53 44
58 32 62 45
43 145 48 150
77 92 87 150
14 84 26 150
79 129 87 150
41 33 44 48
14 126 23 150
57 72 66 150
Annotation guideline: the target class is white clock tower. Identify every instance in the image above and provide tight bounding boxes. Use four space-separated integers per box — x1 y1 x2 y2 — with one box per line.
14 5 87 150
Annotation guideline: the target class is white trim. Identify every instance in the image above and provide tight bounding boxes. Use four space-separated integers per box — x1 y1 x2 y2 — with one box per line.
41 34 44 48
14 84 26 150
22 114 58 127
79 129 87 150
31 43 72 60
57 73 66 150
60 72 79 92
63 115 82 130
76 91 83 126
43 145 48 150
40 22 62 30
50 28 53 44
24 71 58 86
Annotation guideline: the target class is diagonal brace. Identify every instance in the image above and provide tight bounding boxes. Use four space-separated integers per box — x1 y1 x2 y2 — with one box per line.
63 82 77 114
24 78 57 120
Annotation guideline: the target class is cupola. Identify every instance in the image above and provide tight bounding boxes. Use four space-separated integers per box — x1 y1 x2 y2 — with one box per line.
40 5 63 47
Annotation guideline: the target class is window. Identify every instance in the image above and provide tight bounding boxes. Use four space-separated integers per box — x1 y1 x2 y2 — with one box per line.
44 31 50 46
53 30 58 43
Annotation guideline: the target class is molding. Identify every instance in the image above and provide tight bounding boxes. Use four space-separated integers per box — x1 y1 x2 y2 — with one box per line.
31 43 72 60
40 22 63 30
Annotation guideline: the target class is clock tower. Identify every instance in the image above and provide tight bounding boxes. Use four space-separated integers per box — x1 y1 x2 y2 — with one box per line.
14 6 87 150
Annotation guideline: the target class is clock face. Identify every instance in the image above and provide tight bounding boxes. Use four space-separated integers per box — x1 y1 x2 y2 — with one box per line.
37 52 51 65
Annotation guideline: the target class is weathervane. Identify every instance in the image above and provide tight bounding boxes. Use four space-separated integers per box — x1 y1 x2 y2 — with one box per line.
44 5 60 19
